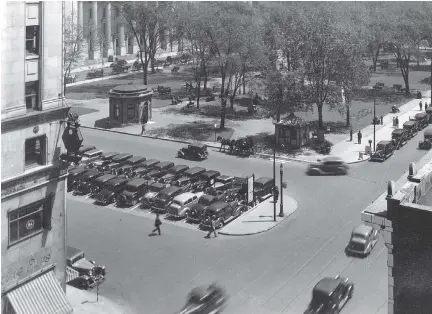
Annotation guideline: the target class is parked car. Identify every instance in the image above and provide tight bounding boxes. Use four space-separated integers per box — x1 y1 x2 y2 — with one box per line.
166 192 203 219
214 175 235 191
419 127 432 150
68 167 88 192
141 158 160 169
346 224 379 257
172 176 193 191
151 186 184 212
176 284 228 314
111 163 134 176
100 153 133 172
125 155 147 169
426 107 432 122
140 182 169 208
159 165 190 184
88 152 119 170
253 177 274 202
305 276 354 314
117 178 152 207
66 246 106 290
187 194 221 223
391 129 408 149
414 112 429 130
306 157 349 176
88 174 117 196
183 167 207 183
144 161 175 179
177 142 208 161
80 148 103 165
193 170 221 192
73 170 104 195
403 120 418 139
200 201 243 229
94 177 129 205
370 140 395 162
129 166 151 179
78 145 96 156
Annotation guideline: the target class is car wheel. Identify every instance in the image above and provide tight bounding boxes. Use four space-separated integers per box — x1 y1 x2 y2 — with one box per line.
132 199 137 206
217 220 224 229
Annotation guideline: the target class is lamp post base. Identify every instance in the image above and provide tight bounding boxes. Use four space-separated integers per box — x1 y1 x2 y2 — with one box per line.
279 206 284 217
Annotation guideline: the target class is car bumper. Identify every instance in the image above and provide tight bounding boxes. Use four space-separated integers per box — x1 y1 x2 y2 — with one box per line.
347 248 368 256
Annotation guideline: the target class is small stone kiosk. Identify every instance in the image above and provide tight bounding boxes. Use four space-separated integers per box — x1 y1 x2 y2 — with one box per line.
108 82 153 127
275 113 311 149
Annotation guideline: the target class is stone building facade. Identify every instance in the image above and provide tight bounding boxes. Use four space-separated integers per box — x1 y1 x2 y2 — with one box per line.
361 153 432 314
1 1 72 313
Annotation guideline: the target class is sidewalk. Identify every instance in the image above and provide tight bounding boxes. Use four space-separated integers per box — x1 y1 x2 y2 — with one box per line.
218 195 298 236
67 286 131 314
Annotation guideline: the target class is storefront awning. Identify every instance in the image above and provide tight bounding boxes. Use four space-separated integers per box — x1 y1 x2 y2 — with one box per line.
6 271 72 314
66 266 80 283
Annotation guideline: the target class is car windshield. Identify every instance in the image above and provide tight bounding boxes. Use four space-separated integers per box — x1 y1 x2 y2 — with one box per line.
311 290 331 308
149 186 162 193
199 197 213 206
126 185 139 192
157 193 169 200
376 144 386 151
172 200 182 206
352 232 367 239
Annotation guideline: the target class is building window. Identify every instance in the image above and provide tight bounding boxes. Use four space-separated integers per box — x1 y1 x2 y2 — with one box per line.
8 197 52 245
127 104 135 119
25 136 46 168
25 81 39 111
26 26 39 56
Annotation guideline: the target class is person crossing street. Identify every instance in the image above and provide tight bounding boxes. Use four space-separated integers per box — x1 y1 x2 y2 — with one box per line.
206 217 218 238
152 213 162 236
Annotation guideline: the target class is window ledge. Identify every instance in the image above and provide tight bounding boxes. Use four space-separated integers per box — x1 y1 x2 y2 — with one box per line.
7 229 45 249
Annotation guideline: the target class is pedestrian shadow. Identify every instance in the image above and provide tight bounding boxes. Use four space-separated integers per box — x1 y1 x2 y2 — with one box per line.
148 233 159 237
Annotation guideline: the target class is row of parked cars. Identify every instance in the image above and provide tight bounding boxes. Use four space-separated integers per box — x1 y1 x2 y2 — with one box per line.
371 110 432 162
67 145 276 230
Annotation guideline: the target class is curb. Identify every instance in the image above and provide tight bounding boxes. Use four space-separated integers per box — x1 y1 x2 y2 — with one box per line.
218 197 299 236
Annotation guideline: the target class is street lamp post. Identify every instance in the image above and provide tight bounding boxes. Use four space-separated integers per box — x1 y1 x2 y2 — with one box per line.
371 87 378 151
279 164 284 217
273 122 277 222
214 123 218 142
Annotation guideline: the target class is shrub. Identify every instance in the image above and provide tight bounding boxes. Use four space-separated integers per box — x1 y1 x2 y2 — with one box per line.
312 139 333 155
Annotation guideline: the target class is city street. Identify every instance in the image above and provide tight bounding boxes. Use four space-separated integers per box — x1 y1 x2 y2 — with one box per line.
67 128 429 313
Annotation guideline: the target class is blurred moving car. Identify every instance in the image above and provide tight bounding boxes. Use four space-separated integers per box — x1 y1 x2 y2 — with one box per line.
346 224 378 257
176 283 228 314
305 276 354 314
306 157 348 176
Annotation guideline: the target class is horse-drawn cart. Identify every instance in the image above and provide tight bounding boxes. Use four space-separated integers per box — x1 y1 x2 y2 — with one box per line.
217 136 255 157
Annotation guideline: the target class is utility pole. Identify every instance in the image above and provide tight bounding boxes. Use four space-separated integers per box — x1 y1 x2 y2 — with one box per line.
273 122 276 222
279 164 284 217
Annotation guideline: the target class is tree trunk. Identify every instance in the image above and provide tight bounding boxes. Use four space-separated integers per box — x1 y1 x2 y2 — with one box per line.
346 105 350 127
203 65 208 90
400 58 410 94
140 51 148 85
64 77 67 96
317 103 324 129
286 50 290 71
196 79 201 109
220 70 226 129
151 57 156 74
242 73 246 94
373 47 380 72
417 43 420 67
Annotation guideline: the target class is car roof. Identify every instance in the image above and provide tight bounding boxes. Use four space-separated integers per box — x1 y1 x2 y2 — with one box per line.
185 167 206 175
404 120 416 126
81 170 102 179
217 175 233 180
161 186 181 194
322 156 343 162
127 156 146 163
101 152 119 158
142 159 160 166
156 161 174 167
69 168 87 175
313 277 342 295
127 178 150 187
95 174 116 182
189 142 207 148
425 128 432 136
201 194 216 202
84 148 103 155
392 129 405 134
171 165 189 172
201 170 220 177
66 246 83 259
174 192 196 202
79 145 96 153
207 201 229 212
377 140 391 145
107 177 128 185
415 112 427 119
255 177 273 184
150 182 165 189
353 224 372 235
112 153 133 160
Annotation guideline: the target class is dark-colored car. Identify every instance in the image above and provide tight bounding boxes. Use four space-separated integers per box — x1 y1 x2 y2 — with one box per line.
125 155 147 168
183 166 207 183
68 167 88 192
151 186 183 212
66 246 106 290
88 152 119 170
172 176 193 191
306 157 349 176
101 153 133 172
419 127 432 150
140 158 160 169
80 148 104 165
414 112 429 130
305 276 354 314
112 164 134 176
177 142 208 161
193 170 221 192
200 201 242 229
159 165 190 184
346 225 378 257
253 177 274 202
403 120 418 139
140 182 169 208
128 166 152 179
176 284 228 314
426 107 432 122
78 145 96 156
187 194 220 223
95 177 129 205
391 129 408 149
214 175 235 191
73 170 104 195
88 174 117 195
144 161 175 179
117 178 152 207
370 140 395 162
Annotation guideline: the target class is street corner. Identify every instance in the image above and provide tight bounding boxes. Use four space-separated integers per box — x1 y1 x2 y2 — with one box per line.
218 195 299 236
66 285 131 314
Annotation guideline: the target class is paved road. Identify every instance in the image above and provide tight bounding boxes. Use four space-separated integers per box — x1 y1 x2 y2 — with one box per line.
67 128 429 314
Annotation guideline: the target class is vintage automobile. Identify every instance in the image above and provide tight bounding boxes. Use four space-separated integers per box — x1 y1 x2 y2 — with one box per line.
166 192 203 219
403 120 418 139
100 153 133 172
67 167 88 192
125 155 147 169
140 182 169 208
117 178 152 207
306 157 349 176
140 158 161 169
88 152 120 170
346 224 379 257
158 165 190 184
370 140 395 162
391 129 408 149
80 148 103 165
66 246 106 290
78 145 96 156
183 166 207 183
214 175 235 191
253 177 275 202
151 186 184 212
144 161 175 179
193 170 221 192
305 276 354 314
88 174 117 196
414 112 429 130
172 176 193 191
176 283 228 314
187 194 221 223
129 166 151 179
177 142 209 161
73 170 104 195
419 127 432 150
95 177 129 205
200 201 243 229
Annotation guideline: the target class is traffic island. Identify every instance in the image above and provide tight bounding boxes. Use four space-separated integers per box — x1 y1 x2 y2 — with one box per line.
218 196 298 236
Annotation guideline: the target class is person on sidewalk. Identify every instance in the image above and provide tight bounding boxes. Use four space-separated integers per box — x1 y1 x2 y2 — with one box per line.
140 106 148 135
395 116 399 128
206 217 217 238
152 213 162 235
273 186 279 203
419 101 423 111
392 116 396 127
357 131 362 144
349 129 353 141
425 102 429 110
380 114 384 125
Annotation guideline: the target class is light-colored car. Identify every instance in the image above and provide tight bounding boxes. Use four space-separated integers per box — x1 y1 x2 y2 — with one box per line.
166 192 203 219
346 224 378 257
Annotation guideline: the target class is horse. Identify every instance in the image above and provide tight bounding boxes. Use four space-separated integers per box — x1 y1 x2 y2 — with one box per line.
217 136 231 152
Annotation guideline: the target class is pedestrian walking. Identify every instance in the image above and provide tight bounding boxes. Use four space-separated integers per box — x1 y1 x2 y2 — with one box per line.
380 114 384 125
425 102 428 110
357 130 362 144
419 101 423 111
273 186 279 203
152 213 162 235
395 116 399 128
392 116 396 127
206 217 217 238
140 106 147 135
349 129 353 141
